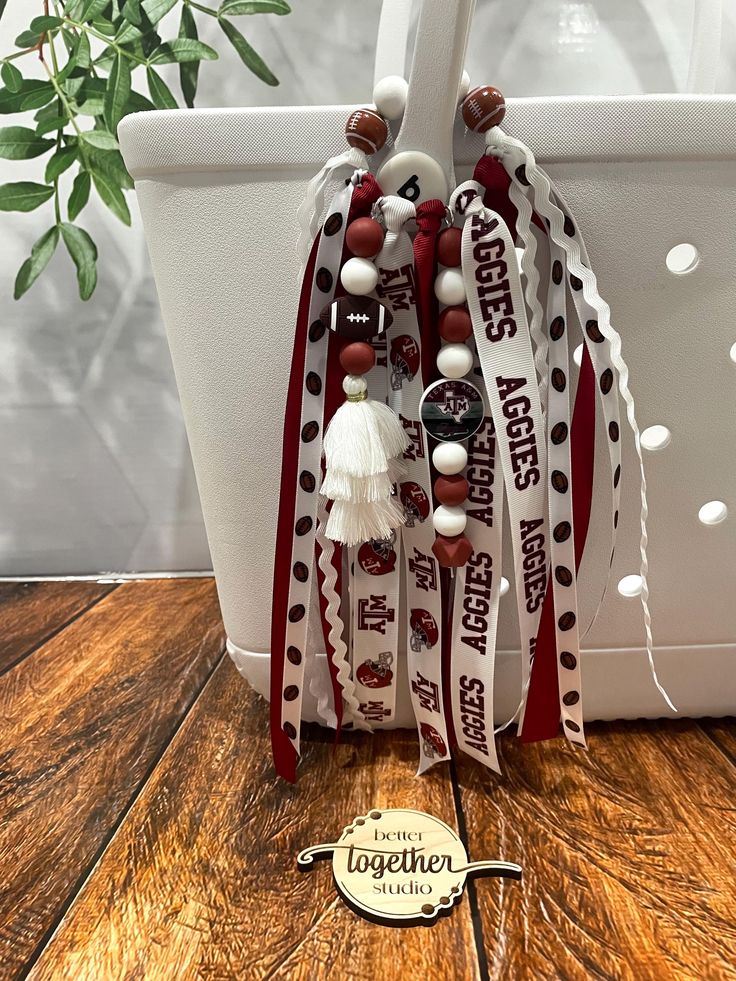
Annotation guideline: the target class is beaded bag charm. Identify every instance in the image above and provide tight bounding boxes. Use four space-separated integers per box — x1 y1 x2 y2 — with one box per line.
270 77 673 783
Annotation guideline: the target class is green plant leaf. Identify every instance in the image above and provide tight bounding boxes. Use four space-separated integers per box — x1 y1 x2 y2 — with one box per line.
76 31 91 69
0 0 8 22
29 15 63 32
45 144 78 182
141 0 177 25
90 167 131 224
80 129 120 150
80 0 108 20
122 0 142 25
0 126 54 159
128 88 156 112
36 115 68 136
84 145 133 189
149 38 217 64
60 222 98 299
15 29 41 48
146 66 177 109
91 16 116 35
219 0 290 14
68 169 91 220
115 20 142 43
0 80 55 112
178 4 199 108
14 226 59 299
0 181 55 212
104 52 131 133
1 61 23 93
218 18 278 85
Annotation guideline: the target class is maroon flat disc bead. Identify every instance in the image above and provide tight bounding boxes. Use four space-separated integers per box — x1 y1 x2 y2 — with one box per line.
346 217 385 258
438 305 472 342
340 341 375 375
434 474 469 506
437 227 462 267
432 533 473 568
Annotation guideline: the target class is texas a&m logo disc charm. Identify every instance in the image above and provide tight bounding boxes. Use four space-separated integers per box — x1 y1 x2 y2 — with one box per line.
419 378 484 442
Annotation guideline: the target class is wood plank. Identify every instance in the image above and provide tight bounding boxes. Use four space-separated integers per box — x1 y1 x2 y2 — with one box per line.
455 720 736 981
0 580 115 674
0 578 225 979
699 718 736 766
30 658 480 981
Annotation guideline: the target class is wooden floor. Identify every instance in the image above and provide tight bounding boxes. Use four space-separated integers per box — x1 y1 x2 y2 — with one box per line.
0 580 735 980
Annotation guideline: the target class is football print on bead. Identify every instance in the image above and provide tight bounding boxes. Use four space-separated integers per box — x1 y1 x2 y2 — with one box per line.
320 295 392 340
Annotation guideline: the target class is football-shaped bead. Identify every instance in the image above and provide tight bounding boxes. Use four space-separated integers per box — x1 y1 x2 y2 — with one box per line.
345 108 388 154
319 295 393 340
461 85 506 133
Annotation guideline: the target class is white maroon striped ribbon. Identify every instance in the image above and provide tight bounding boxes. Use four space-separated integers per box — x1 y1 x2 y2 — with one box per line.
455 180 549 706
279 179 358 760
377 194 451 773
488 128 674 712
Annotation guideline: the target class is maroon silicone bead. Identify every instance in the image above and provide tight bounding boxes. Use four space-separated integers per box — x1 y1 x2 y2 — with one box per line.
434 474 469 506
340 341 375 376
346 217 385 258
432 533 473 568
437 227 462 267
438 305 472 342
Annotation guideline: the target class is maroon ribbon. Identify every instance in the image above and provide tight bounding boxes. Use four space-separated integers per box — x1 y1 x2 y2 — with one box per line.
270 175 381 782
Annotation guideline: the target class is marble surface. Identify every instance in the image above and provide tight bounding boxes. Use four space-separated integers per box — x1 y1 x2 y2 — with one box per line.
0 0 733 574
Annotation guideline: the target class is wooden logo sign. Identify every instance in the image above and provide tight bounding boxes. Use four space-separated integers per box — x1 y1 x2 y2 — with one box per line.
297 808 522 927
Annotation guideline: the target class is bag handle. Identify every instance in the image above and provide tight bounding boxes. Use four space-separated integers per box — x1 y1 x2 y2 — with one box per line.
377 0 476 204
372 0 723 119
373 0 413 88
687 0 722 93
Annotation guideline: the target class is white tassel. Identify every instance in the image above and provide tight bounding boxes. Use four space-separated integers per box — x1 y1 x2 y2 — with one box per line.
296 147 368 268
326 496 405 548
321 375 410 546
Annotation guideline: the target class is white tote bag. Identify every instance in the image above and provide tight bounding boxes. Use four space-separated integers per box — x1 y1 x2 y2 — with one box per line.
119 0 736 727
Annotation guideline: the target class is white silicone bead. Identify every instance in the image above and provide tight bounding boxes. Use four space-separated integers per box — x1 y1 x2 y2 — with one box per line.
342 374 368 396
433 504 467 537
437 343 473 379
458 70 470 101
434 267 466 306
341 257 378 296
432 442 468 475
373 75 408 121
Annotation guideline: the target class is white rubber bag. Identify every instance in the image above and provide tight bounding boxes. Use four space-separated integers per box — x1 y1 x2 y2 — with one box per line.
119 0 736 726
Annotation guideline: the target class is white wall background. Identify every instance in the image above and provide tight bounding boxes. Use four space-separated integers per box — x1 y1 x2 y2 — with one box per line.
0 0 734 575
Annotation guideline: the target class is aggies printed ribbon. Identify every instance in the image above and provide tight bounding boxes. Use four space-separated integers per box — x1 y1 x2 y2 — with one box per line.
455 181 549 701
450 400 505 771
378 195 451 773
271 175 379 782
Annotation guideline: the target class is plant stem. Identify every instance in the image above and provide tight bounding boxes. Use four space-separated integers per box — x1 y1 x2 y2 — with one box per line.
62 18 150 66
184 0 219 17
0 48 40 64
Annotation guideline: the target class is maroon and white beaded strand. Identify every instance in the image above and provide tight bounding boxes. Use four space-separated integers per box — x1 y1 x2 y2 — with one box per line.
319 211 410 546
421 225 480 570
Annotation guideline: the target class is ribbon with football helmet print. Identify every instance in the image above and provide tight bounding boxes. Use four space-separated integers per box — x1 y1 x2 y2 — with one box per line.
269 0 674 782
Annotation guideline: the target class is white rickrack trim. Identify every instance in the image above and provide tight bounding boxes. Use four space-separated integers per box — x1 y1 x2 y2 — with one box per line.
315 497 372 732
489 125 675 714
